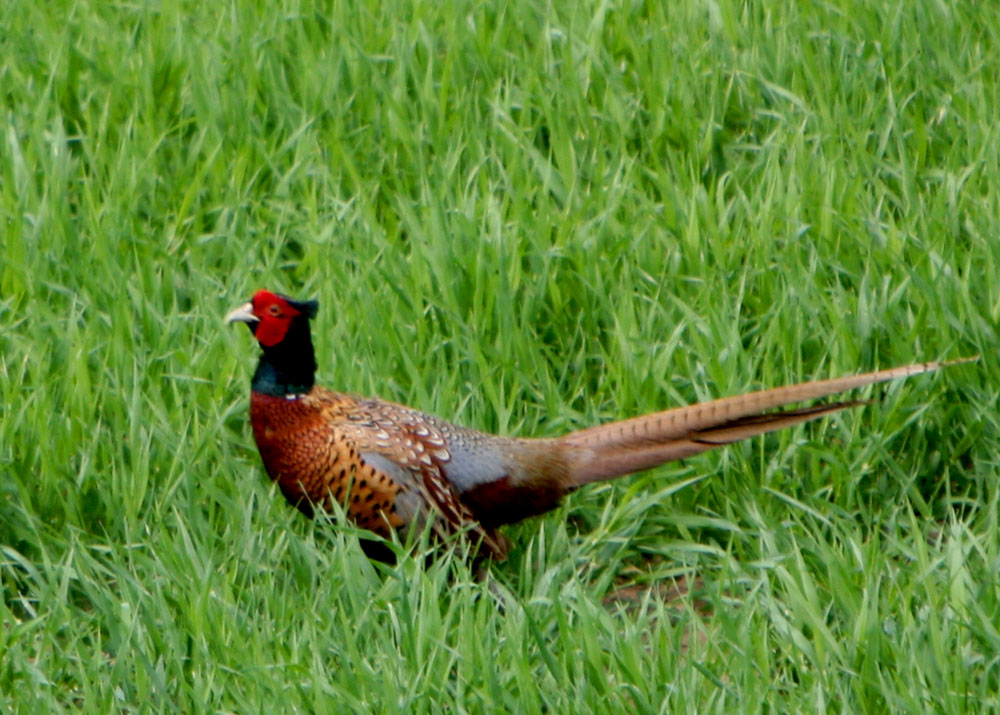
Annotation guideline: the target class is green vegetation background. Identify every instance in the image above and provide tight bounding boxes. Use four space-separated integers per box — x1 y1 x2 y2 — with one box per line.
1 0 997 710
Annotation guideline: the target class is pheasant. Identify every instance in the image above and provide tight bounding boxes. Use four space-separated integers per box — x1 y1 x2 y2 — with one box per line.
227 289 970 561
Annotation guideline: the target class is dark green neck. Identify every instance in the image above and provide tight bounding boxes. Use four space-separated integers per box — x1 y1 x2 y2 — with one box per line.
251 321 317 397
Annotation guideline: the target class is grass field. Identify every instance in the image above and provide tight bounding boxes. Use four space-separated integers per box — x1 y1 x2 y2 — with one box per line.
2 0 998 710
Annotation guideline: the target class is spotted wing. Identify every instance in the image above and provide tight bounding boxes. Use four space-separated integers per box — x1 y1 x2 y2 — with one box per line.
331 397 509 558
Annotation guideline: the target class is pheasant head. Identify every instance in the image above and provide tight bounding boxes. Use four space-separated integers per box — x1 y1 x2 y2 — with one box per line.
226 290 320 397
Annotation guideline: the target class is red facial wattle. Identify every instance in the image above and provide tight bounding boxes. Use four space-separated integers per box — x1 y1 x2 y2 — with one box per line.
252 290 301 347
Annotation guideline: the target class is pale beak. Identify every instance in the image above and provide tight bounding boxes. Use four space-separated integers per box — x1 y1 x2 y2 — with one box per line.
225 302 258 325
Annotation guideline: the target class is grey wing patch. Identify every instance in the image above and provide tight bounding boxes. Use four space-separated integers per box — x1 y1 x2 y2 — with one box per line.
438 436 510 494
359 450 414 485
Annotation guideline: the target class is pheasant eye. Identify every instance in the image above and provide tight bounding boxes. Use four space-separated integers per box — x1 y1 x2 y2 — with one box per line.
267 304 282 317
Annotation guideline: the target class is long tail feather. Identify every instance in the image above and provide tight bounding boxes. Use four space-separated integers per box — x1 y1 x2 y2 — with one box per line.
563 357 975 486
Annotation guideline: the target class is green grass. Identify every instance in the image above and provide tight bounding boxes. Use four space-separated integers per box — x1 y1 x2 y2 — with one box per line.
1 0 998 710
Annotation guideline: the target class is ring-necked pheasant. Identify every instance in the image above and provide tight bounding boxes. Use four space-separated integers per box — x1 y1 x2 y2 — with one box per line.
227 289 970 560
